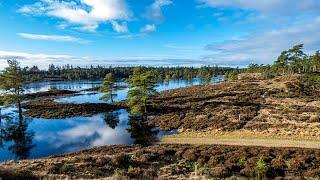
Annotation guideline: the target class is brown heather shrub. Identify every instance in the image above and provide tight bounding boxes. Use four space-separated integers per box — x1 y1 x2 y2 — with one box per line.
3 144 320 179
0 169 38 180
182 149 198 161
112 153 131 168
210 167 229 178
95 156 111 166
208 156 219 167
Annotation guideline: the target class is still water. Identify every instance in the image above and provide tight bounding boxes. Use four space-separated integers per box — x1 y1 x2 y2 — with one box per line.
0 77 223 161
55 78 213 104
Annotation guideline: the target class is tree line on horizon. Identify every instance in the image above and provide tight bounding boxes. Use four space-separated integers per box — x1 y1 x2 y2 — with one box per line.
225 44 320 80
20 64 233 82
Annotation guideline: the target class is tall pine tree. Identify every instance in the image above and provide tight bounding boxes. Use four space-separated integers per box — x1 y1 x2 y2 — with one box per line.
127 68 158 115
100 73 117 103
0 60 26 119
273 51 289 75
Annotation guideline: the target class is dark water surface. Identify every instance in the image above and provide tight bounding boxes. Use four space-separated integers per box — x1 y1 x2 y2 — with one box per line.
0 77 223 161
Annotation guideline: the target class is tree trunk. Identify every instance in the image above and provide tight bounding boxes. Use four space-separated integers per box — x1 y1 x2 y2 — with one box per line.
144 99 147 115
18 100 23 123
110 88 113 103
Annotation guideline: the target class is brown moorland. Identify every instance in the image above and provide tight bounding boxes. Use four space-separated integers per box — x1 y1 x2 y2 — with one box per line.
148 75 320 139
1 144 320 179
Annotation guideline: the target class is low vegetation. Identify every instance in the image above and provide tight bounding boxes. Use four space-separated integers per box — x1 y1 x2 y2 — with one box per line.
148 75 320 139
22 99 126 119
2 144 320 179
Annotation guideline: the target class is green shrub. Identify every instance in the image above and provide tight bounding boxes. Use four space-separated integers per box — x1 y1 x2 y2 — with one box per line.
254 156 268 179
237 157 247 167
58 163 75 173
225 70 240 81
127 165 134 174
113 168 122 176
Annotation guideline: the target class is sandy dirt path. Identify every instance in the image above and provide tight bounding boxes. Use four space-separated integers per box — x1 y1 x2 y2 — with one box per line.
161 137 320 149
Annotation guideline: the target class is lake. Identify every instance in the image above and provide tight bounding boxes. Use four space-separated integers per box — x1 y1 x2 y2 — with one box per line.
0 77 223 161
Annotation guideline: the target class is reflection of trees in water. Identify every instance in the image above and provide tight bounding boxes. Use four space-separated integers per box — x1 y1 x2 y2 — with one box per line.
1 113 35 160
49 85 58 90
186 78 194 86
0 115 4 148
103 111 120 129
127 116 159 146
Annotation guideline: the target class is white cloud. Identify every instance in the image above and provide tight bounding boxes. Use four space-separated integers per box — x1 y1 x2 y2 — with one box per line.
197 0 320 67
204 17 320 66
0 50 218 69
17 33 86 43
0 51 95 69
36 114 133 150
114 34 143 39
145 0 172 22
164 44 201 50
56 117 131 148
140 24 156 33
198 0 320 15
19 0 131 32
110 21 129 33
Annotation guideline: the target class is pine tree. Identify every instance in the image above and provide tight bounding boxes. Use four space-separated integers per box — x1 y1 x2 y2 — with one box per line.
311 51 320 72
127 68 158 115
100 73 117 103
273 51 289 75
287 44 306 73
0 60 26 119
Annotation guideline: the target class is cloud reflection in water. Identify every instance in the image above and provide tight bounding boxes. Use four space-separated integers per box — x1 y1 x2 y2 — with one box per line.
35 110 133 153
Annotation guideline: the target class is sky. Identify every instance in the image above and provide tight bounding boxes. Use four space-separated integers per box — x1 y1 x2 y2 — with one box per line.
0 0 320 69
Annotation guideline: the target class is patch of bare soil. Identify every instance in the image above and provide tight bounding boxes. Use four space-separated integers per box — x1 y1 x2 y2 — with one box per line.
1 144 320 179
162 136 320 149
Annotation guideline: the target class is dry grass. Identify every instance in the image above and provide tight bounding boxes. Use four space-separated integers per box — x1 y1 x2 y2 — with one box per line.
161 131 320 149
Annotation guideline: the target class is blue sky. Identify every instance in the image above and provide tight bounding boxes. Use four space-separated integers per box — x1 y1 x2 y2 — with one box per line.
0 0 320 69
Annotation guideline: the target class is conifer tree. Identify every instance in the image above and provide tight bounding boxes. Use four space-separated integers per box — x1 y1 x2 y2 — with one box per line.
100 73 117 103
0 60 26 119
127 68 158 115
311 51 320 72
273 51 289 75
287 44 306 73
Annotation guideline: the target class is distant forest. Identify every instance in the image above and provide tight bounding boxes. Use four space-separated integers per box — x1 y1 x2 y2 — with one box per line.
20 65 235 82
6 44 320 83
